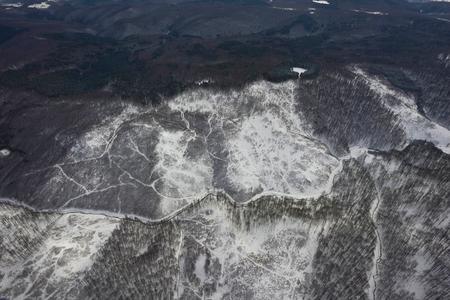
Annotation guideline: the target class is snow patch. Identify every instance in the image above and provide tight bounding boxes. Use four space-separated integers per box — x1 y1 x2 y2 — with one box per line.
273 6 296 11
0 149 11 157
291 67 308 77
312 0 330 5
195 78 214 85
28 2 50 9
353 9 388 15
435 17 450 22
194 254 207 282
1 2 22 8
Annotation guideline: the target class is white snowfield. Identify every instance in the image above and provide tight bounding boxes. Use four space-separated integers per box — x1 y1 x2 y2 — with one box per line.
168 80 339 200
